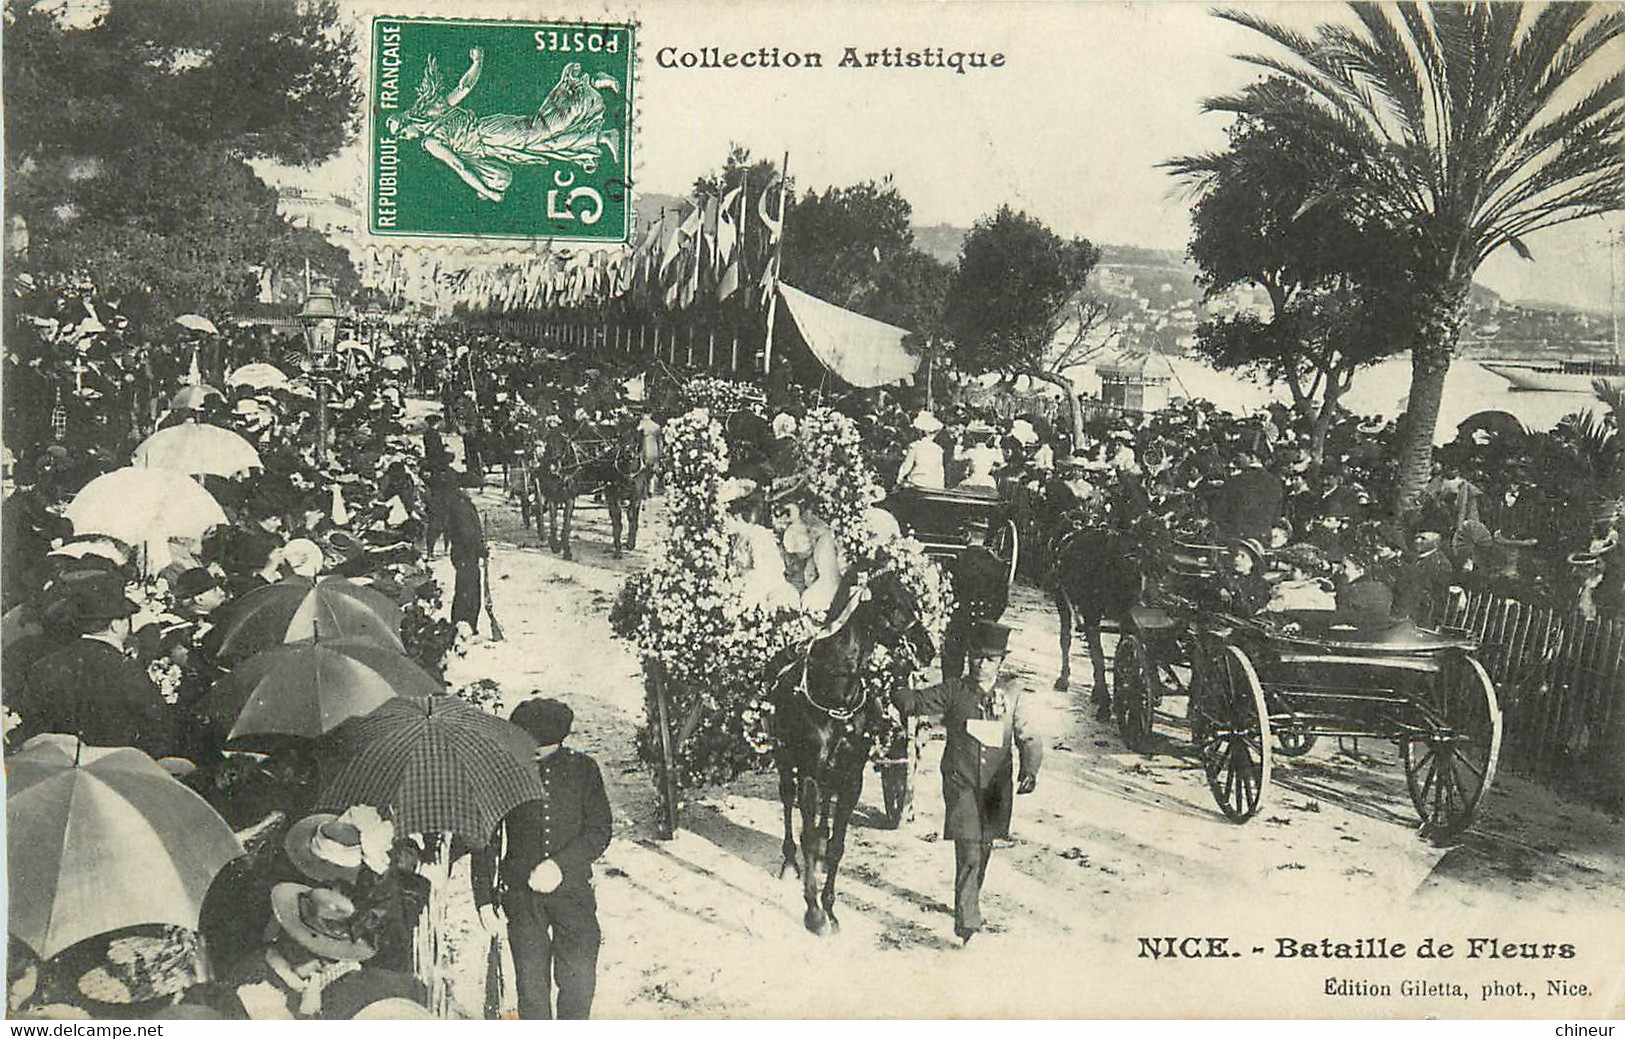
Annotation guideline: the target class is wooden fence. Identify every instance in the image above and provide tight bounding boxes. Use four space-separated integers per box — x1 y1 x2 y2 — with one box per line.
1435 592 1625 809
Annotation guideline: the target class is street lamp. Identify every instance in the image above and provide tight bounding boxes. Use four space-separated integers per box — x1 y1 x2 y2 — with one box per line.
298 275 341 463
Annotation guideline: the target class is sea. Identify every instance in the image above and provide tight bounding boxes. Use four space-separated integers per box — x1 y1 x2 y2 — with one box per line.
1082 355 1610 445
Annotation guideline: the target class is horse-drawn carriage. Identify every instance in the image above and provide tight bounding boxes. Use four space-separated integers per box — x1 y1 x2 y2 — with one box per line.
1113 541 1503 838
882 485 1020 584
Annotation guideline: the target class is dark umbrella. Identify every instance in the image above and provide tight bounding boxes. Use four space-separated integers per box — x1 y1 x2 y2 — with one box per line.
209 637 443 742
7 735 244 959
217 576 403 661
1456 410 1528 443
315 697 544 844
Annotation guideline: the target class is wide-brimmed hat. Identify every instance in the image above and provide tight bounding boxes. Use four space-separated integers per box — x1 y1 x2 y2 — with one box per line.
766 474 811 505
1356 418 1385 435
282 538 325 577
770 413 798 438
911 411 943 434
172 566 220 600
1493 529 1539 548
54 569 139 624
965 419 997 436
1008 419 1038 445
509 697 573 745
269 883 376 962
1232 538 1267 572
284 813 363 885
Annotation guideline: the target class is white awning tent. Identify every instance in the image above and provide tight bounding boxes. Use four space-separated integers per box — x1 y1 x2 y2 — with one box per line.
776 283 919 388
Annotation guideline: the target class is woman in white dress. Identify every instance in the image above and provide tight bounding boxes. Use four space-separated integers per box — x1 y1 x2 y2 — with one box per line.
954 420 1005 491
895 412 946 490
721 479 799 613
768 480 846 619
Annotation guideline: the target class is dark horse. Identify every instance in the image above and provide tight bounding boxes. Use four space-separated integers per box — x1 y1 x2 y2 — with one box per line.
530 419 650 560
1049 524 1144 718
771 561 935 935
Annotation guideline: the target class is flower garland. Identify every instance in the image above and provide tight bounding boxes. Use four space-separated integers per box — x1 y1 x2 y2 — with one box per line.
797 408 954 758
679 376 768 420
611 409 808 786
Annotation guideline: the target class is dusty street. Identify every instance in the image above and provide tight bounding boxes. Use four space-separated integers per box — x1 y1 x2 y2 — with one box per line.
430 483 1625 1019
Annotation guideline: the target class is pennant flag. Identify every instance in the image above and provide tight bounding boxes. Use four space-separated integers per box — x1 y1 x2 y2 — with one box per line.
758 175 784 243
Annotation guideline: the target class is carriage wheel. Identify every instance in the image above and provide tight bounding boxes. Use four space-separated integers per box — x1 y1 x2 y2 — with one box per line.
1401 653 1502 840
1113 634 1156 752
1192 643 1271 823
987 519 1020 590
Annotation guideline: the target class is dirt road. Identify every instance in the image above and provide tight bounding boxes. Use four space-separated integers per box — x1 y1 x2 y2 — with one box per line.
429 484 1625 1019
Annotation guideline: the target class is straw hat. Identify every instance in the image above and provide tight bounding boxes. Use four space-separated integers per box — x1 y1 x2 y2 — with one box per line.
911 411 943 434
284 814 364 885
269 884 376 963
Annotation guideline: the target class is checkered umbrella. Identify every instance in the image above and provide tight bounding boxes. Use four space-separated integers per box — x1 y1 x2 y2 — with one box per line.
315 697 543 844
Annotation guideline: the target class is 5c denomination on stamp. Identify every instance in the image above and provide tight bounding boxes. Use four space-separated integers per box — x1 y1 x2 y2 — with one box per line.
370 16 635 243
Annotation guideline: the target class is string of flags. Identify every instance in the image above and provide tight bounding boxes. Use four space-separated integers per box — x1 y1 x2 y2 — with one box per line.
356 171 790 317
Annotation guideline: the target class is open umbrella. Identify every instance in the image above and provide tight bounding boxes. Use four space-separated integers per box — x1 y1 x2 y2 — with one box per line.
169 385 222 412
133 423 262 477
316 697 544 843
66 467 227 546
8 734 244 960
217 576 403 661
211 637 442 741
337 338 374 361
381 354 410 373
1456 410 1528 443
227 362 289 390
174 314 219 335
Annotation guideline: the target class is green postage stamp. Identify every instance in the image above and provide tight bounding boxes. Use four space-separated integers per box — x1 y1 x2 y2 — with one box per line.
369 17 635 243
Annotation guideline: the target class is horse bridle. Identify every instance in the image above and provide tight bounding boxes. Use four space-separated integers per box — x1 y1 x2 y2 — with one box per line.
778 585 875 722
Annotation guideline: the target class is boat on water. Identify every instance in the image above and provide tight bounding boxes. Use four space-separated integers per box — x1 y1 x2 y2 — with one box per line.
1480 357 1625 392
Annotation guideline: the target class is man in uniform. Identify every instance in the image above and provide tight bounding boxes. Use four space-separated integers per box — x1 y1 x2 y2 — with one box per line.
898 622 1042 944
472 698 612 1019
941 518 1010 681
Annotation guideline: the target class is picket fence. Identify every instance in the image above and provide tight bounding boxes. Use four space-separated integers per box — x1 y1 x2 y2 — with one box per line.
1435 592 1625 809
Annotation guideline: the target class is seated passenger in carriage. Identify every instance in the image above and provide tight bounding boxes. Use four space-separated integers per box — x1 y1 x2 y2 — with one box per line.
895 411 946 491
721 478 800 614
767 477 847 618
953 419 1004 494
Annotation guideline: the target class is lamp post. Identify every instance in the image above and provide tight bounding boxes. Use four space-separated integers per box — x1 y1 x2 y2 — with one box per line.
298 275 341 464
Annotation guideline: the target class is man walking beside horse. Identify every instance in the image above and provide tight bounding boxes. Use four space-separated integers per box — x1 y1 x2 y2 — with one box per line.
897 621 1042 945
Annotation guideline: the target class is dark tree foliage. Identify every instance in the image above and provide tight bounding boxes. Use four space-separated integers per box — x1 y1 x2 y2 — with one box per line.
941 206 1102 439
1174 81 1418 468
4 0 361 314
782 178 950 333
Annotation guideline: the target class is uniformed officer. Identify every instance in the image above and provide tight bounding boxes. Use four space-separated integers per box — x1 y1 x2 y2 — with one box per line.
941 518 1010 681
898 621 1042 944
472 698 611 1019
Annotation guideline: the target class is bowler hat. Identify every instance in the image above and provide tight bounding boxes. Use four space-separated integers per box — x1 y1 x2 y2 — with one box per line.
970 621 1011 659
173 567 220 600
510 698 574 745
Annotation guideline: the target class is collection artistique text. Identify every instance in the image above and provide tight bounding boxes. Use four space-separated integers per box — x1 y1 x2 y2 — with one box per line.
656 45 1005 74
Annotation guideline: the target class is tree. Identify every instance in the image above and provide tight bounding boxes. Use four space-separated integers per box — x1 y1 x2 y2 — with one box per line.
1170 81 1418 472
4 0 361 316
942 205 1106 443
783 178 951 333
1205 4 1625 517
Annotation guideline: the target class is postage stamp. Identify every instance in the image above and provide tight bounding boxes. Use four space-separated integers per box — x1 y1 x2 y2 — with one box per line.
369 16 635 243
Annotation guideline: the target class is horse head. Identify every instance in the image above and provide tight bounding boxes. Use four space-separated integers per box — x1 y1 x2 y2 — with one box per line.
824 557 936 671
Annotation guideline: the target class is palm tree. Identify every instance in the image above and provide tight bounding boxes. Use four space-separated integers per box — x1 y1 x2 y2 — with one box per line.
1196 3 1625 515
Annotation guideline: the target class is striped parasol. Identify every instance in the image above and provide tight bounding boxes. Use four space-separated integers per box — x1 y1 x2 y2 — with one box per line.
315 696 543 844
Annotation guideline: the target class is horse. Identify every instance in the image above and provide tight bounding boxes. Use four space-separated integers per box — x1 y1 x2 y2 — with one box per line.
1048 522 1145 718
530 418 649 560
770 560 935 935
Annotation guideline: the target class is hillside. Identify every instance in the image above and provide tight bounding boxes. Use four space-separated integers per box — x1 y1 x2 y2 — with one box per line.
634 195 1606 356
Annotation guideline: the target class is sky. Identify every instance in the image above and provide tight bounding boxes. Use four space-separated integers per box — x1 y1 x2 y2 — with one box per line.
276 0 1623 313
